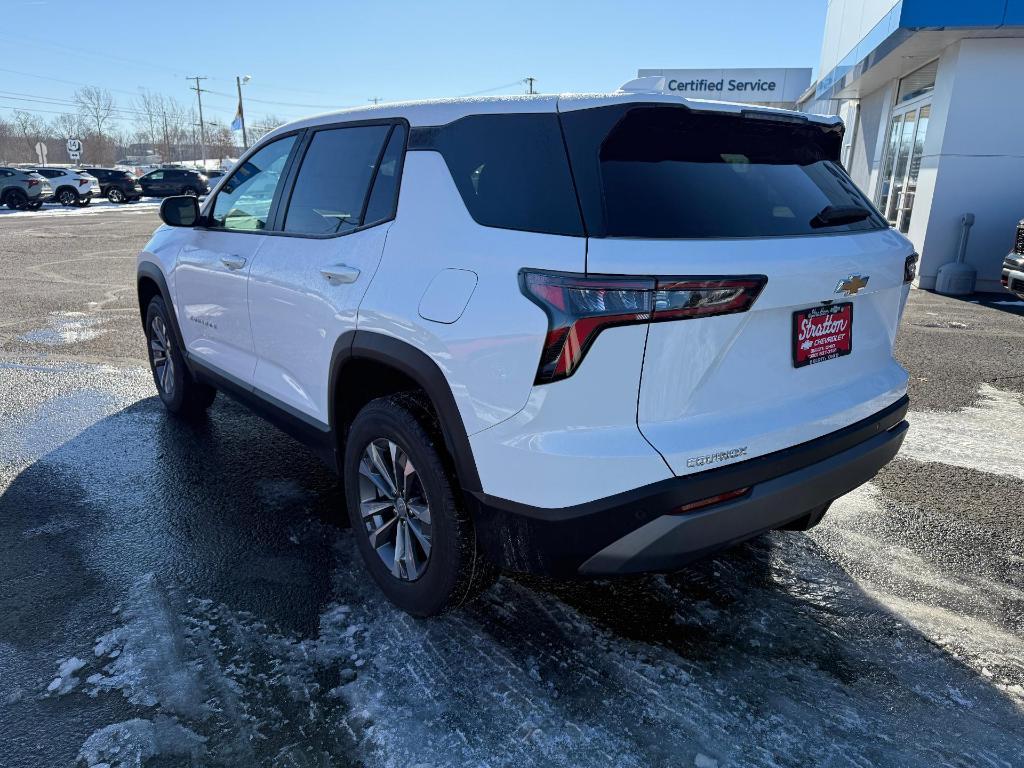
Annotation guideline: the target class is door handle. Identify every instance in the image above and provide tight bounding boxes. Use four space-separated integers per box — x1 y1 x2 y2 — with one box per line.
221 255 246 270
320 264 360 284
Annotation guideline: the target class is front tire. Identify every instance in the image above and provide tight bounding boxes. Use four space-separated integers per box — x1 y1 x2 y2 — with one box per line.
344 395 496 616
145 296 216 417
108 188 126 203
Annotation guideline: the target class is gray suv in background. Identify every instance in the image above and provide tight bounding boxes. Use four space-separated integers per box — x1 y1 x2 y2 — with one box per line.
0 168 52 210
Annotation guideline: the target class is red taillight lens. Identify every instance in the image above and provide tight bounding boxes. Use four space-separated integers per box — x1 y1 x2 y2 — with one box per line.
676 487 751 514
78 179 89 186
904 253 919 284
26 179 39 188
521 270 767 383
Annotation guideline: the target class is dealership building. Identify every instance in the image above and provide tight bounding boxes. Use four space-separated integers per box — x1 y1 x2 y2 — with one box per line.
800 0 1024 292
640 2 1024 293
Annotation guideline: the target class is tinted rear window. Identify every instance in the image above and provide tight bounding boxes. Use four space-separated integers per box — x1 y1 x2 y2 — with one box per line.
561 104 886 239
418 113 583 237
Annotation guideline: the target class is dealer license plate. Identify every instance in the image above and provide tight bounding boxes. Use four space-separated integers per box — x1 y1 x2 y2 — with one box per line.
792 302 853 368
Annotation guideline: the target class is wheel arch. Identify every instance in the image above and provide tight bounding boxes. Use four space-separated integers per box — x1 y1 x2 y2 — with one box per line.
55 184 78 199
137 261 189 369
331 331 482 493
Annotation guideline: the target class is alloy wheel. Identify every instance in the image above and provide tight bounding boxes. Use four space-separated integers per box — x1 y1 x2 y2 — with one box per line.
58 190 76 206
149 315 175 397
109 188 124 203
359 438 432 581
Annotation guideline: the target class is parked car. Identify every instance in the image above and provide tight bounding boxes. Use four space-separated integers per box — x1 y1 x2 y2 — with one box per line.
83 167 143 203
0 167 51 210
203 168 226 189
138 168 209 197
137 85 914 616
30 167 99 206
1001 219 1024 299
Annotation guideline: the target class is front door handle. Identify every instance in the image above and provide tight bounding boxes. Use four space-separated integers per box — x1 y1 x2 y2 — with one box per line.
320 264 360 285
221 255 246 270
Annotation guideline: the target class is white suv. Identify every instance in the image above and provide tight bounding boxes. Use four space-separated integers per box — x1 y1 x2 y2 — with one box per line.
137 85 914 616
31 167 100 206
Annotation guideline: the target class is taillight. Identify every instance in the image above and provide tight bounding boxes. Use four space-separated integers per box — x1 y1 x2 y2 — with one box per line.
26 179 39 188
521 270 766 383
904 253 919 284
78 178 89 186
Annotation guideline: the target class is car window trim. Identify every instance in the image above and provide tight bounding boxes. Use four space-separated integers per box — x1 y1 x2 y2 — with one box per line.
270 116 409 241
198 127 306 235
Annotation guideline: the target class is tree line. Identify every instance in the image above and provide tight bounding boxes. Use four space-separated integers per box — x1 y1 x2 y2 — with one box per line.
0 86 285 167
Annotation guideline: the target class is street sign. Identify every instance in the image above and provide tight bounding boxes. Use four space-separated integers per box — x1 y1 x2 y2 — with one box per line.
68 151 81 161
66 138 82 154
34 142 48 165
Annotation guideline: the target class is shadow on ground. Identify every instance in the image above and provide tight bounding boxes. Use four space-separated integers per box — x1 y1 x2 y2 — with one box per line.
1 391 1022 767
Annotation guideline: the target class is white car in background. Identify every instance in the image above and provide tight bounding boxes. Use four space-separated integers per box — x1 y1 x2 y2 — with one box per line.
30 167 100 207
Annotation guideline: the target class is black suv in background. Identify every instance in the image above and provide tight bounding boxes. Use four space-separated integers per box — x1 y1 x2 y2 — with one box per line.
138 168 209 197
84 168 143 203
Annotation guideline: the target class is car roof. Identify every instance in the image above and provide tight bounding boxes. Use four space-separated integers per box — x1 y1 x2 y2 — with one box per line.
262 91 840 142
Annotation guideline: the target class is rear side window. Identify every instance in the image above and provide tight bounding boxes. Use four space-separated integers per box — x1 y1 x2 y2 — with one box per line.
363 124 406 225
283 124 392 235
561 104 886 239
421 114 583 237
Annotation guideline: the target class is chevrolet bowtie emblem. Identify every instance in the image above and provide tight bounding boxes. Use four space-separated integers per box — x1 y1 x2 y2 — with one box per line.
835 275 870 296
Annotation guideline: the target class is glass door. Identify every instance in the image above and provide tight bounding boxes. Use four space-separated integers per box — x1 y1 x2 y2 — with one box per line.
877 100 931 233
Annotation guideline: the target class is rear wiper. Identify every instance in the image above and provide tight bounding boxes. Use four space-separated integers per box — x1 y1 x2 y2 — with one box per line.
809 204 873 228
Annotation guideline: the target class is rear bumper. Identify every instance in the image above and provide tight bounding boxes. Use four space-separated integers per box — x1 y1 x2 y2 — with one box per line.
469 395 909 576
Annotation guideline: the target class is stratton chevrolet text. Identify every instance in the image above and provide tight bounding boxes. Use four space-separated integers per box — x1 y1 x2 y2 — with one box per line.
136 80 914 616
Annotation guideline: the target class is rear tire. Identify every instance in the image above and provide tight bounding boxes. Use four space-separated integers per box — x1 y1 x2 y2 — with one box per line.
108 188 126 203
344 394 497 616
57 188 78 206
4 189 28 210
181 186 198 197
27 201 42 211
145 296 216 418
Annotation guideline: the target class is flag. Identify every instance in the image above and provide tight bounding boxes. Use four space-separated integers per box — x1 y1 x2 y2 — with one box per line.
231 97 243 132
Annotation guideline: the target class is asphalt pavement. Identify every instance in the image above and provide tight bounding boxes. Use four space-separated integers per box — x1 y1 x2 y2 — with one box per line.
1 205 1022 767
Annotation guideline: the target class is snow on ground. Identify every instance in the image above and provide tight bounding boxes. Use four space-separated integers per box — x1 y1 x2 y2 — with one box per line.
18 311 110 346
0 199 163 219
4 363 1022 766
901 383 1024 480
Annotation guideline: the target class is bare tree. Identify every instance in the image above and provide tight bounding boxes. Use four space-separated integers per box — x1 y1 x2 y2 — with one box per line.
248 114 286 142
75 86 116 137
0 117 14 163
51 112 81 140
12 110 45 157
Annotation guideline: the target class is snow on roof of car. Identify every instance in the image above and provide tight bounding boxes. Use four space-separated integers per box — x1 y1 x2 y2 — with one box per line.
262 91 839 144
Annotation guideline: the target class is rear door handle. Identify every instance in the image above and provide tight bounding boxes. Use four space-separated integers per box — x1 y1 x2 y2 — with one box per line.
221 255 246 270
320 264 360 284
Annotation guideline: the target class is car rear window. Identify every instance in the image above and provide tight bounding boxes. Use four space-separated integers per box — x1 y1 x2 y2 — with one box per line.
560 104 886 239
415 113 583 237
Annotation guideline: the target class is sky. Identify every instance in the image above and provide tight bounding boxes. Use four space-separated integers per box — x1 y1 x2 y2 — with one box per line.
1 0 828 131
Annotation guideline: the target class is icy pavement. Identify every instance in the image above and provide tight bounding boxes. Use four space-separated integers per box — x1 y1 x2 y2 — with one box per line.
0 361 1022 766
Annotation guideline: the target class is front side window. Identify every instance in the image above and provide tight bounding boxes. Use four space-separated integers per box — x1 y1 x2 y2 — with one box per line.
147 171 164 180
283 124 393 235
210 135 296 231
561 104 887 239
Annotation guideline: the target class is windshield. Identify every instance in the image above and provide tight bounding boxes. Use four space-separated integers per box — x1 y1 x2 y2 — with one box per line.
560 104 887 239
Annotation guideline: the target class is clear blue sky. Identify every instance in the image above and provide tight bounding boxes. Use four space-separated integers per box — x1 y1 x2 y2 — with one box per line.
2 0 827 130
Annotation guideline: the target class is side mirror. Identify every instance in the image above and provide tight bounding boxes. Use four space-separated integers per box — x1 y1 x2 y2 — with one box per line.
160 195 201 227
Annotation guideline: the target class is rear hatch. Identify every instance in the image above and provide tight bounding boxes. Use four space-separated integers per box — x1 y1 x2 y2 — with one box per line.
559 102 912 476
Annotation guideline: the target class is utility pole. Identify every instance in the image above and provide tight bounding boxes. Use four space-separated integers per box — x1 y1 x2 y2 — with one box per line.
187 75 209 168
368 97 382 105
236 75 250 150
524 77 537 95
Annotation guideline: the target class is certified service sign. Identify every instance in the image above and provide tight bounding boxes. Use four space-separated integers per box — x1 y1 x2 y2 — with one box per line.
637 68 812 104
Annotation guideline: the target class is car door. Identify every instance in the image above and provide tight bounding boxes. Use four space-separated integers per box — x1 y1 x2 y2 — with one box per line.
141 170 162 195
173 134 299 385
248 122 406 425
